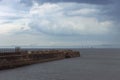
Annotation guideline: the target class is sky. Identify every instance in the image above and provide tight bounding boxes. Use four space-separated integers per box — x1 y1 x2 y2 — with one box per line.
0 0 120 48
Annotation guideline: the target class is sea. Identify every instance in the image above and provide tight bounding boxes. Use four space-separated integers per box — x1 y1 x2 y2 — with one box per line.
0 48 120 80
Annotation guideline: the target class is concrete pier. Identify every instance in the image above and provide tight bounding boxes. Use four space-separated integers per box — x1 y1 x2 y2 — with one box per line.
0 49 80 70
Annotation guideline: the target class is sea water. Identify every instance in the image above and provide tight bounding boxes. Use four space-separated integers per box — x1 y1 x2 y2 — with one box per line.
0 48 120 80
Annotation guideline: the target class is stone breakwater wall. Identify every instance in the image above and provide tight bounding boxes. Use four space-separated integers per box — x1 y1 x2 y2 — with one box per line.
0 49 80 70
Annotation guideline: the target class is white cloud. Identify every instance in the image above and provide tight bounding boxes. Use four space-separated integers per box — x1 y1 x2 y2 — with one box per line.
0 1 116 47
0 0 30 35
0 2 113 35
0 16 29 35
0 23 24 34
30 3 62 16
28 3 113 35
69 8 98 15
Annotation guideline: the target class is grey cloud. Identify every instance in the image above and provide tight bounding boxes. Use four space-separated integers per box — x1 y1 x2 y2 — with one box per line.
104 0 120 35
20 0 33 6
20 0 112 6
19 0 119 20
19 0 118 21
4 0 120 47
0 16 23 20
36 0 112 4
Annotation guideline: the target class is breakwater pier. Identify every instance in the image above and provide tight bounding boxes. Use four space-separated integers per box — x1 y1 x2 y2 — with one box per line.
0 48 80 70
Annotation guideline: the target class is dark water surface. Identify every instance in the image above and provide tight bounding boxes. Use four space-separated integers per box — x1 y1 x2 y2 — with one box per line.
0 48 120 80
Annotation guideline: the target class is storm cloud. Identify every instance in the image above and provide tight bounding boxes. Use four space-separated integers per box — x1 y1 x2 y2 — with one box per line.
20 0 112 5
0 0 120 47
